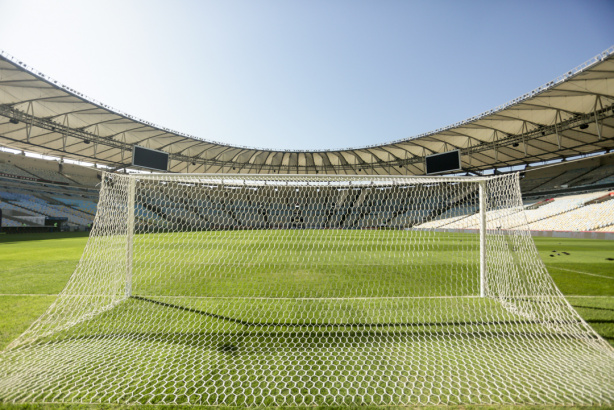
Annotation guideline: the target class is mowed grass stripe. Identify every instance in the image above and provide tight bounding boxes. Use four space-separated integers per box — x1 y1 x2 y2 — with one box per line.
1 232 613 347
0 232 613 408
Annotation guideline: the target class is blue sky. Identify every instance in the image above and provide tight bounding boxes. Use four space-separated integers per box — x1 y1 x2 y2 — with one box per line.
0 0 612 150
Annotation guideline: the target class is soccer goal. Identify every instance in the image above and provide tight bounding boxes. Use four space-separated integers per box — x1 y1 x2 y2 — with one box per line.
1 172 613 406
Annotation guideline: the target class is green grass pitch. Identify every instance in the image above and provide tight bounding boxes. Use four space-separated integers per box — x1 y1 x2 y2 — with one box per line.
0 231 613 409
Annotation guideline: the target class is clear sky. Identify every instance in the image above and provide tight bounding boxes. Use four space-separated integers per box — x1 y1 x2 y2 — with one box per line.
0 0 612 151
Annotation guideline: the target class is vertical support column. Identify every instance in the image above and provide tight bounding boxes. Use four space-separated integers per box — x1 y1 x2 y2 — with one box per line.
479 180 487 297
126 176 136 297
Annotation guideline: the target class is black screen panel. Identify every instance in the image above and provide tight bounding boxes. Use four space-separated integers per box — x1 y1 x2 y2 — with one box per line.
132 146 168 172
425 150 461 175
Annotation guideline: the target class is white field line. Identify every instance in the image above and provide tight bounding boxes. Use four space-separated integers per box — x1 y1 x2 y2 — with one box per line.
135 295 484 300
0 293 612 298
566 295 614 298
550 266 614 280
0 294 612 298
0 295 543 302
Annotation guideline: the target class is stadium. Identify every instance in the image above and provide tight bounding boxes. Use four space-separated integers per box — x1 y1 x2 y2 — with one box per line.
1 36 614 409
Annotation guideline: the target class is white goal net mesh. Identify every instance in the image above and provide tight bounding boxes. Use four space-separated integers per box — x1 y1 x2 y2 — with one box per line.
1 172 613 405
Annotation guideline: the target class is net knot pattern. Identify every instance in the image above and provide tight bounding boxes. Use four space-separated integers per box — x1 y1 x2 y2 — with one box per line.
1 173 613 406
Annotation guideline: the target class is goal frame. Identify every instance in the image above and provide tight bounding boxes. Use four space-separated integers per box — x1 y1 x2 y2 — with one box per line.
122 173 490 299
4 171 614 406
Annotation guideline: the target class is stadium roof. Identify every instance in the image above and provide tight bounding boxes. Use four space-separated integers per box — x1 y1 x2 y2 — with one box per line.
1 47 613 175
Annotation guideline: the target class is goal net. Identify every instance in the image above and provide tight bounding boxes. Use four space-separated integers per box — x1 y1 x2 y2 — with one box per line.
1 172 613 405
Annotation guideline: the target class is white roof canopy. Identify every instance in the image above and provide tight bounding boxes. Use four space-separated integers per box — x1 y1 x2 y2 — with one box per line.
1 47 613 175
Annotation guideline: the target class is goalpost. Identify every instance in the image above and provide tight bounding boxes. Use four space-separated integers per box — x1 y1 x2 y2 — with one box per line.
1 172 613 406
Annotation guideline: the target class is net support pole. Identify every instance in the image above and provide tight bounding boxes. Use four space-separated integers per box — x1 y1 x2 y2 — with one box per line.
126 176 136 297
479 180 487 297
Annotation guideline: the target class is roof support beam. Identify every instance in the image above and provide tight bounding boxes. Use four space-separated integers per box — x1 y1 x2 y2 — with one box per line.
594 96 603 140
1 99 612 174
555 110 562 149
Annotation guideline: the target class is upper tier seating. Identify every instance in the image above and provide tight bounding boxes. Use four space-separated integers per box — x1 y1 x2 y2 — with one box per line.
521 154 614 192
62 173 100 187
569 162 614 187
23 167 74 184
533 166 594 191
520 166 565 192
0 163 37 179
597 174 614 185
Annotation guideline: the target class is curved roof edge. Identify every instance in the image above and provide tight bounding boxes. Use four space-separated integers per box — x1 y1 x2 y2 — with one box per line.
373 47 614 149
1 47 613 175
1 47 611 153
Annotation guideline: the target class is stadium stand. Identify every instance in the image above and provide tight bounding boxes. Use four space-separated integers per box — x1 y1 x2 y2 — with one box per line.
0 162 38 180
401 154 614 233
568 162 614 187
417 191 614 232
530 197 614 231
523 192 603 225
61 172 100 187
521 153 614 193
52 197 97 215
594 224 614 232
0 199 44 227
532 166 595 191
1 148 613 234
0 151 100 186
519 166 565 192
0 151 98 231
0 182 97 231
21 167 74 184
1 218 21 227
597 173 614 185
